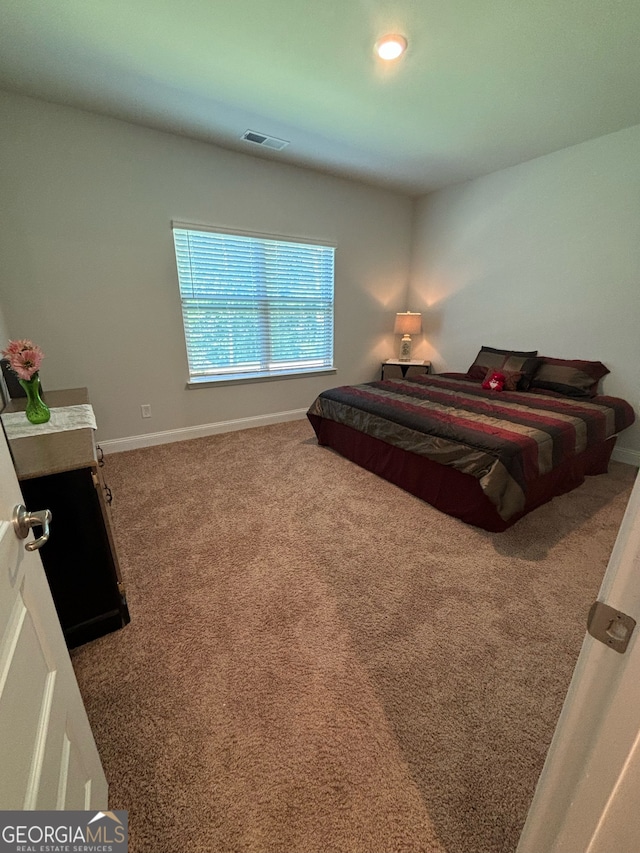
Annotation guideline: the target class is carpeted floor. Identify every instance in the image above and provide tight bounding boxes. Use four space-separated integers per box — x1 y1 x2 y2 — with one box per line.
71 419 636 853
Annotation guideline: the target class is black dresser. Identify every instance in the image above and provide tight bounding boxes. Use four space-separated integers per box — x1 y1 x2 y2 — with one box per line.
4 388 130 648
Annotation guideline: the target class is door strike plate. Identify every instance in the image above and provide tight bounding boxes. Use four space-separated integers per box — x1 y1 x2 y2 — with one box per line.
587 601 636 654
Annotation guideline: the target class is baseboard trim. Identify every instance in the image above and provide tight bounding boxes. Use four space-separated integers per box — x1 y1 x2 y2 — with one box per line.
98 408 309 454
99 414 640 466
612 446 640 468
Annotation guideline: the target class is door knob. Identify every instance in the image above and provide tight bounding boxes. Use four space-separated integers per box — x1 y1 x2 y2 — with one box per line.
12 504 52 551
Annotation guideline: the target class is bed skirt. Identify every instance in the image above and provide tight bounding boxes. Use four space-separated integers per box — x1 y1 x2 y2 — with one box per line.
307 413 617 532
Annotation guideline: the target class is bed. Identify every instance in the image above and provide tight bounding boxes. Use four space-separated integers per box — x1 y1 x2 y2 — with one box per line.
307 349 635 531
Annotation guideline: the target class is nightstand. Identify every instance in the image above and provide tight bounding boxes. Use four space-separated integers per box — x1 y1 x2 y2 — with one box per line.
381 359 431 380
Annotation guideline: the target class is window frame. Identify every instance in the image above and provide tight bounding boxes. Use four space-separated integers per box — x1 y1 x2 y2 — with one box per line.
172 222 336 387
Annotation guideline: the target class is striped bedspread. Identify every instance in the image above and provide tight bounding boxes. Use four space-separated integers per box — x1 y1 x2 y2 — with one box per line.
307 374 635 520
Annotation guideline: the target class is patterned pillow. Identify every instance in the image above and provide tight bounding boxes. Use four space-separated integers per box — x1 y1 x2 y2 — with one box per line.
530 357 610 398
467 346 539 389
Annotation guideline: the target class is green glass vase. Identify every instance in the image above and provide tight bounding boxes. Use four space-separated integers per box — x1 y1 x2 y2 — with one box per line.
19 373 51 424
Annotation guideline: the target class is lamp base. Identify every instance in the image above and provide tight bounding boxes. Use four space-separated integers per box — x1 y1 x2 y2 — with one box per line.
398 335 412 362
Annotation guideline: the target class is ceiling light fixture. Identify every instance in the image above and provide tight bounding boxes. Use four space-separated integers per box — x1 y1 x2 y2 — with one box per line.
375 34 408 61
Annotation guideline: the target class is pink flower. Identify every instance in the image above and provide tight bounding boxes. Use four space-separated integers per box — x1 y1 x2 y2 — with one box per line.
3 339 31 356
2 339 45 381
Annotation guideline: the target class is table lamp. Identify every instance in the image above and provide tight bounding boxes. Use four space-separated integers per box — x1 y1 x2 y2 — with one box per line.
394 312 422 361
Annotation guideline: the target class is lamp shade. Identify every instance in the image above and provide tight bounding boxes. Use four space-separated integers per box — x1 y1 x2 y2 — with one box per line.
394 312 422 336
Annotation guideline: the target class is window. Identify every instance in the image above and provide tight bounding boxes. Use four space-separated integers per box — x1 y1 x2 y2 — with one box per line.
172 223 335 384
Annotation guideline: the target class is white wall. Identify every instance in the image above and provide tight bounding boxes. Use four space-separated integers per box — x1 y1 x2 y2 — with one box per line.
0 301 10 407
2 90 637 458
409 124 640 458
0 91 412 442
0 303 9 352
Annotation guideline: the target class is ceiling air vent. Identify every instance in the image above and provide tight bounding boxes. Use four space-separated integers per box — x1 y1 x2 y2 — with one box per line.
241 130 289 151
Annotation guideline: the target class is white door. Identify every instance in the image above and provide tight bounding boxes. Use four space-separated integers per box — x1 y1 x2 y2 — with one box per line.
0 422 107 809
518 468 640 852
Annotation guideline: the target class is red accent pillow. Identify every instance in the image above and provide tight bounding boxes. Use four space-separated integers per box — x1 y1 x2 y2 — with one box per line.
482 368 522 391
482 370 505 391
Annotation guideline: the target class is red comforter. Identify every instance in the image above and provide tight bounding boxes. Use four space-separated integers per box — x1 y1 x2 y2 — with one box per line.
307 374 635 521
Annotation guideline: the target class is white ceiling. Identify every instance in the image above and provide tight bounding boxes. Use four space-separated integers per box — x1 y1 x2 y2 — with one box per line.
1 0 640 195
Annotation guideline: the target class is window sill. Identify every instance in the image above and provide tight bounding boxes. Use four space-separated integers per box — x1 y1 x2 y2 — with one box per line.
187 367 337 389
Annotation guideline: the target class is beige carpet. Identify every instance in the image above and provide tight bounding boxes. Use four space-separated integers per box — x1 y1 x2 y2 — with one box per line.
71 419 636 853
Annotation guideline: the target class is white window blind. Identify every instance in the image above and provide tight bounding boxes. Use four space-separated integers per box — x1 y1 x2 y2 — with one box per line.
172 226 335 383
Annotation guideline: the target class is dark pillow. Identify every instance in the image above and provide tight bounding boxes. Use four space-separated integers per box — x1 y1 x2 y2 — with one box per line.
467 346 539 390
530 357 610 398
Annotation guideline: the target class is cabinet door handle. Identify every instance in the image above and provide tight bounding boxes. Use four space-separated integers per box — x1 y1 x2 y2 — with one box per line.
12 505 53 551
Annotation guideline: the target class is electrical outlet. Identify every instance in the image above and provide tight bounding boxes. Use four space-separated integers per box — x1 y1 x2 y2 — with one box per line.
141 404 152 419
